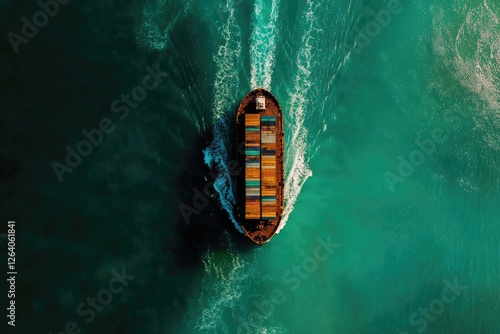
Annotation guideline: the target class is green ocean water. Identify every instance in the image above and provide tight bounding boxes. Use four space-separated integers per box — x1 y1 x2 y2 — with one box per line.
0 0 499 333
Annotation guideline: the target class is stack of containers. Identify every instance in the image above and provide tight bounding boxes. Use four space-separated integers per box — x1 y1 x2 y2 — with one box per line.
245 114 261 219
260 115 277 220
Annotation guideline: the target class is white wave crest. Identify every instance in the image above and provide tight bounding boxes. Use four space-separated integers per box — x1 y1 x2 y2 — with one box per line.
212 0 242 119
278 0 320 233
204 0 243 233
250 0 281 89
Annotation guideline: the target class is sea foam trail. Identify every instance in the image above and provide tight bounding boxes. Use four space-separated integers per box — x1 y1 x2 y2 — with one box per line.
278 0 319 233
196 7 250 330
187 232 284 333
250 0 281 89
430 2 500 193
136 0 192 51
203 0 244 233
186 232 253 333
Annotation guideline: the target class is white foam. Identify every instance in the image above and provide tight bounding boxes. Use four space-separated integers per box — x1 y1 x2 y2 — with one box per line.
277 0 319 233
136 0 193 51
187 232 253 332
203 121 243 233
212 0 242 119
204 0 244 233
250 0 281 89
433 3 500 110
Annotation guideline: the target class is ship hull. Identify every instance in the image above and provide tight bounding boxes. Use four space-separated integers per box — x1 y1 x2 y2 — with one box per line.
236 88 284 245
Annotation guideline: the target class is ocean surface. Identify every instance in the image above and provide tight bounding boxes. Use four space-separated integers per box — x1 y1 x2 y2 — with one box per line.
0 0 499 333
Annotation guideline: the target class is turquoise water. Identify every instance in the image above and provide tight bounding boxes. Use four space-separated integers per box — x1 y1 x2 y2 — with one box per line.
1 0 499 333
170 0 499 332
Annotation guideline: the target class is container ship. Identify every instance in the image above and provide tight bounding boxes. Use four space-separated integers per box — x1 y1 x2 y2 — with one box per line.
236 88 284 245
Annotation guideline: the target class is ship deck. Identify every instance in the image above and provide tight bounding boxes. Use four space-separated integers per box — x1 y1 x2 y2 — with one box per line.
236 88 284 245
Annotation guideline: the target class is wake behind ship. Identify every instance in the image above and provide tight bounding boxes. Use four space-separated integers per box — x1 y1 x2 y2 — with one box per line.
236 88 284 245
